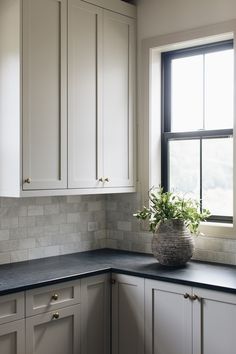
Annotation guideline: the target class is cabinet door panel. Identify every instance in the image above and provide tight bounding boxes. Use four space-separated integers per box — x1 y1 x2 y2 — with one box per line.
22 0 67 190
0 292 24 325
81 274 110 354
102 11 135 188
112 273 144 354
193 287 236 354
26 279 81 316
26 305 80 354
0 320 25 354
68 0 102 188
145 280 192 354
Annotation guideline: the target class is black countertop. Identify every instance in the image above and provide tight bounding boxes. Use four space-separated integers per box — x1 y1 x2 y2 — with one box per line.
0 248 236 295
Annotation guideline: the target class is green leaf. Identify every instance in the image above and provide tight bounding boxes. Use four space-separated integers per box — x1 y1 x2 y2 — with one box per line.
134 186 211 234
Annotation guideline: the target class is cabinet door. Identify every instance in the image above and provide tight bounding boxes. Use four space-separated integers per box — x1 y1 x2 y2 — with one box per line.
101 11 135 188
112 273 144 354
81 274 110 354
26 305 80 354
22 0 67 190
68 0 102 189
145 279 192 354
0 319 25 354
0 292 24 325
193 287 236 354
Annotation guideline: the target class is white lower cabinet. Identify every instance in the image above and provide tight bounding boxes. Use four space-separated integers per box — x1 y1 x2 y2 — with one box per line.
1 274 236 354
112 273 145 354
0 320 25 354
145 279 236 354
145 280 192 354
192 287 236 354
81 274 110 354
0 292 25 354
26 305 80 354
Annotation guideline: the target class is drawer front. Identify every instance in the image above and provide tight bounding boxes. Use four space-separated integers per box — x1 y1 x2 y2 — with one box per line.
26 280 81 316
0 292 25 325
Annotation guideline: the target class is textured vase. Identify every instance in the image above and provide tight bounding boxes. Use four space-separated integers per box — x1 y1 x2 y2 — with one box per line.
152 219 195 266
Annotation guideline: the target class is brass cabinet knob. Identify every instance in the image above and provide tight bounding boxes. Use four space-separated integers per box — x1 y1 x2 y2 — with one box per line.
98 177 110 183
52 312 60 320
190 294 201 301
24 178 31 184
183 293 190 299
51 293 59 301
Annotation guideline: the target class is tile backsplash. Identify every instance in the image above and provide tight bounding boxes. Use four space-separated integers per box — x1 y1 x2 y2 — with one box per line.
0 192 236 265
0 195 106 264
106 193 236 266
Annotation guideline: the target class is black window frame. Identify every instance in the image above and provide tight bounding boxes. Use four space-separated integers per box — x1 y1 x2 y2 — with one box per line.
161 39 234 223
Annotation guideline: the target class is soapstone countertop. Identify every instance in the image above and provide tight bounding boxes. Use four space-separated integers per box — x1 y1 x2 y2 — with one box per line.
0 248 236 295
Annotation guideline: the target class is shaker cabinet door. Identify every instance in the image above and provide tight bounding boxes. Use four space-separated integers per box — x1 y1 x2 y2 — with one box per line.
26 305 80 354
68 0 103 189
192 287 236 354
101 11 135 188
81 274 110 354
22 0 67 190
0 320 25 354
145 279 192 354
112 273 144 354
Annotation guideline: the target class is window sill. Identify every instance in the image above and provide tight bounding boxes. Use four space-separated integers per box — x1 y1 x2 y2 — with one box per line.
199 221 235 239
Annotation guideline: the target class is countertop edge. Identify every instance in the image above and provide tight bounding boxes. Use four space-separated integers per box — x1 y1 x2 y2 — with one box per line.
1 262 236 296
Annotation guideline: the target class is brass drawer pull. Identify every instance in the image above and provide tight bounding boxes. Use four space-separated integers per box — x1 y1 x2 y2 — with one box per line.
52 312 59 320
51 293 59 301
104 177 109 182
183 293 190 299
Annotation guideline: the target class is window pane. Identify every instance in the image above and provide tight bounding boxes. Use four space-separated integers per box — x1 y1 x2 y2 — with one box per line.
171 55 203 132
205 49 234 129
202 138 233 216
169 140 200 200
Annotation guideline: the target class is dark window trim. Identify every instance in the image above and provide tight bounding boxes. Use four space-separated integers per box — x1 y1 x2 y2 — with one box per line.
161 40 234 223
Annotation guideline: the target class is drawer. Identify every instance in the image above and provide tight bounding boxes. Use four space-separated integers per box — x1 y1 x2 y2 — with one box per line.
26 280 81 317
0 292 24 325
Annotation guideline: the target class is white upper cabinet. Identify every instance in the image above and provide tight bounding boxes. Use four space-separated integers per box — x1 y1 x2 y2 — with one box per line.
0 0 136 197
68 0 102 189
68 0 135 191
102 11 135 188
22 0 67 190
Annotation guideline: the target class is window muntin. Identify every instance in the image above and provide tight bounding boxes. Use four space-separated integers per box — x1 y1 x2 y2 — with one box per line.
162 40 234 223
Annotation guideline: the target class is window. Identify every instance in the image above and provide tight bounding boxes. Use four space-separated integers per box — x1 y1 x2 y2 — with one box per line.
161 40 234 223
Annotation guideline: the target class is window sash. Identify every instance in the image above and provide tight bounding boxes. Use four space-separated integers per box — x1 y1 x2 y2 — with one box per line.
162 131 233 223
161 40 234 223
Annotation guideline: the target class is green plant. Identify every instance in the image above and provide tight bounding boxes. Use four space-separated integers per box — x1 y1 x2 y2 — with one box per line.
134 187 210 234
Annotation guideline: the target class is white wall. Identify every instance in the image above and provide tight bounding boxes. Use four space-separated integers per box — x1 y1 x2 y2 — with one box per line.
109 0 236 264
137 0 236 40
